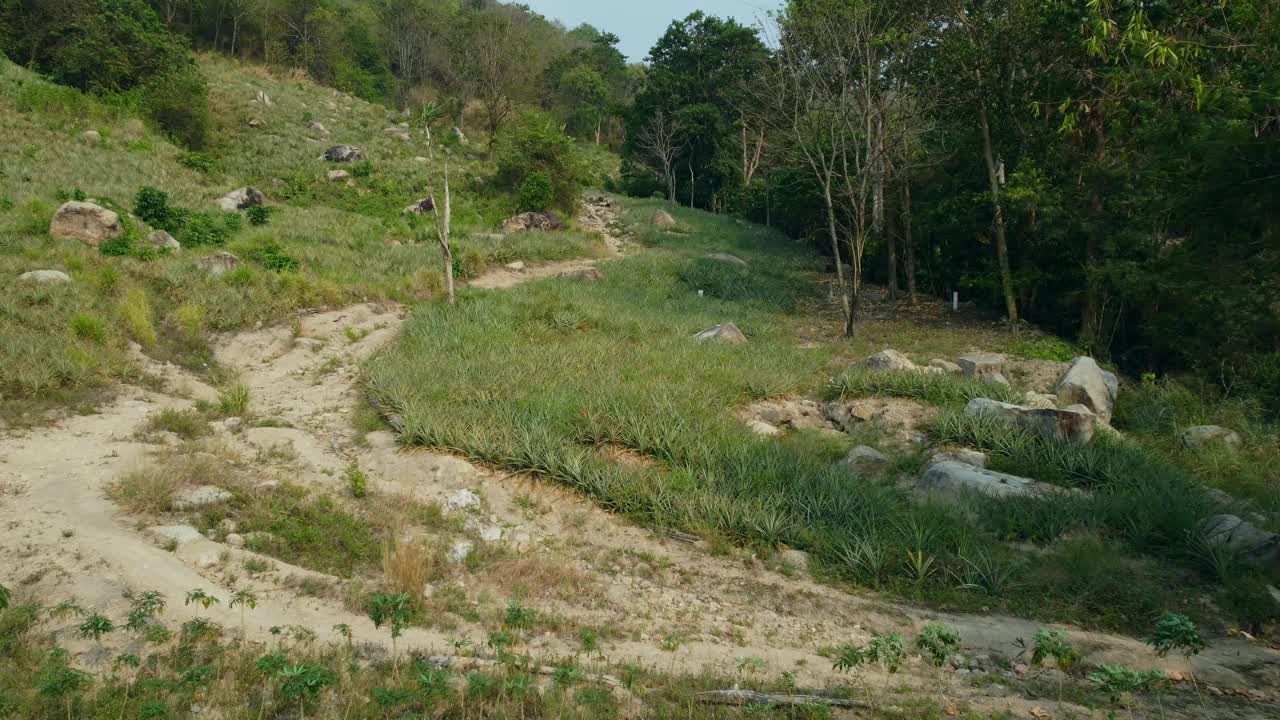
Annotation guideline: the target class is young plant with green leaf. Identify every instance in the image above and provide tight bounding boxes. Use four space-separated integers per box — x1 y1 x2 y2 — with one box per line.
229 588 258 637
1149 613 1207 709
1032 629 1080 705
367 592 411 670
185 588 221 610
125 590 167 634
76 612 114 644
277 664 336 720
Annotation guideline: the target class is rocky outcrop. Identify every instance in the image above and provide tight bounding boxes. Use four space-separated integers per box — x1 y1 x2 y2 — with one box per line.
218 187 265 212
196 252 241 276
958 353 1009 386
18 270 72 284
705 253 748 270
323 145 365 163
963 397 1096 445
49 201 123 247
743 399 828 431
863 349 917 372
652 210 676 227
172 485 233 510
503 211 564 233
1203 515 1279 568
146 230 180 251
695 323 747 345
919 461 1065 501
1055 356 1118 423
1182 425 1242 450
930 448 988 469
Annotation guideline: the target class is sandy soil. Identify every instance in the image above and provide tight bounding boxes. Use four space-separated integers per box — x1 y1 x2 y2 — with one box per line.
1 203 1276 718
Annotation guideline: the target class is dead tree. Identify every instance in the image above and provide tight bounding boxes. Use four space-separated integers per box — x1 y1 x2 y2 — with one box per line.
635 110 684 205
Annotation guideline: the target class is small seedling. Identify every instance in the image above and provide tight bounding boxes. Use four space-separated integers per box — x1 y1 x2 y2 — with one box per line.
1149 613 1207 709
185 589 221 610
77 612 114 643
367 592 411 670
125 591 167 633
345 459 367 498
277 664 336 719
229 589 258 636
1033 629 1080 705
867 633 905 674
916 623 961 667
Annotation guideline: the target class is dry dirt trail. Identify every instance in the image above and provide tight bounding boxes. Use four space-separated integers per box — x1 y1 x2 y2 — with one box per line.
2 203 1277 718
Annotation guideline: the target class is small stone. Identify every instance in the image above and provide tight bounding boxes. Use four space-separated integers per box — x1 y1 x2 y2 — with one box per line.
196 251 241 276
327 170 350 182
217 187 266 212
173 485 233 510
957 353 1006 383
479 526 503 542
704 253 748 270
652 210 676 227
218 519 238 533
446 488 480 512
929 359 961 374
505 261 526 272
149 525 204 547
862 349 916 372
448 541 474 563
746 420 782 437
226 533 245 548
82 130 101 143
146 230 180 251
842 445 890 470
557 267 603 282
930 448 988 468
1181 425 1241 450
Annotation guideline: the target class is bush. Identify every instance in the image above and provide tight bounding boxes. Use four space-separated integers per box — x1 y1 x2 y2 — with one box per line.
493 110 590 212
246 206 271 226
247 242 299 272
179 212 238 247
133 187 188 234
143 63 209 148
517 173 554 213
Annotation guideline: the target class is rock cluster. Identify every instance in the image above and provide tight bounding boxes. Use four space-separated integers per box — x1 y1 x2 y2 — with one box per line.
503 211 563 233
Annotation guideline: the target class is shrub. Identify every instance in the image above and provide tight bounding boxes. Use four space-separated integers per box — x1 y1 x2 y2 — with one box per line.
1009 335 1081 362
493 109 590 212
179 212 238 247
217 383 250 416
517 173 554 212
134 186 188 234
246 205 271 226
107 467 176 514
178 151 215 173
143 63 210 148
71 313 107 344
345 460 367 498
247 242 298 272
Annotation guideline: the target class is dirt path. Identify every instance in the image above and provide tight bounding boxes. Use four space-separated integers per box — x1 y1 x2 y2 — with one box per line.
468 195 625 290
2 201 1277 718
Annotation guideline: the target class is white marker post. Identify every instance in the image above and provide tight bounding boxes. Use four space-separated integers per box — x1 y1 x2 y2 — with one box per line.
953 292 959 312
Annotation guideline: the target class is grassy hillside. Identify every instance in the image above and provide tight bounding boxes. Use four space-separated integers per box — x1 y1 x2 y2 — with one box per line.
0 54 605 424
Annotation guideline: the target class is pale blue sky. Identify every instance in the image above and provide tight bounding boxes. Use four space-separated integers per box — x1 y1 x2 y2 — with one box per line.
522 0 782 62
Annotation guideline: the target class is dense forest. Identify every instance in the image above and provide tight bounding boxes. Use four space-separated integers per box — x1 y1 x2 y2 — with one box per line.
2 0 1276 413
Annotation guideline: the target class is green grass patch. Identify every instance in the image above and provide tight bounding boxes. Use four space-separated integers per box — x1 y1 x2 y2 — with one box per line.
828 368 1024 407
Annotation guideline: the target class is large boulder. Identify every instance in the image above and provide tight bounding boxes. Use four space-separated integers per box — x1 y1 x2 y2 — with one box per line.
919 461 1066 501
49 201 122 247
18 270 72 284
704 253 748 270
1055 356 1117 423
1181 425 1242 450
217 187 265 212
958 353 1009 386
323 145 365 163
1203 515 1279 568
694 323 747 345
964 397 1096 445
863 349 917 372
196 252 241 276
652 210 677 228
503 211 563 233
402 198 435 215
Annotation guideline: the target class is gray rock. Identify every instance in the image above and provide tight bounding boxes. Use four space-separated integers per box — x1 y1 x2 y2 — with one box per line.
326 169 349 182
217 187 265 212
503 211 563 233
18 270 72 284
1022 391 1058 410
746 419 782 437
1182 425 1242 450
862 349 916 372
778 548 809 570
196 252 241 276
1055 357 1117 423
695 323 747 345
930 448 988 469
172 485 233 510
402 198 435 215
704 253 748 270
505 261 526 272
557 267 604 282
453 126 468 144
958 353 1008 385
652 210 677 227
1203 515 1279 568
83 130 101 143
919 461 1066 501
49 201 123 247
448 540 474 563
306 120 329 135
964 397 1096 445
255 90 272 106
323 145 365 163
225 533 245 548
384 127 412 142
149 525 204 547
479 526 503 542
446 488 480 512
842 445 890 470
146 230 180 251
930 359 962 374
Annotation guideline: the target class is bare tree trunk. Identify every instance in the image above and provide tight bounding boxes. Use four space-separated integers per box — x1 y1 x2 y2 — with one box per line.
902 179 916 303
978 97 1018 324
688 162 695 209
437 165 455 304
1081 116 1106 347
823 181 852 331
886 190 899 301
